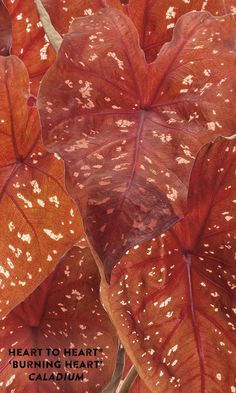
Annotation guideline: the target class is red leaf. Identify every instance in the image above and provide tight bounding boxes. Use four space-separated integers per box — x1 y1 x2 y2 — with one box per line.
41 0 123 35
101 136 236 392
38 9 236 279
0 0 12 56
129 378 152 393
0 246 118 392
3 0 122 95
5 0 234 93
43 0 236 63
0 56 82 318
121 0 236 62
4 0 56 95
122 356 151 392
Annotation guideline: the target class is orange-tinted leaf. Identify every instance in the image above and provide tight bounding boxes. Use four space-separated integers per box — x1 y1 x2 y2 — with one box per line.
101 137 236 392
4 0 56 95
122 0 236 62
0 1 12 56
0 246 118 392
38 9 236 279
0 56 82 317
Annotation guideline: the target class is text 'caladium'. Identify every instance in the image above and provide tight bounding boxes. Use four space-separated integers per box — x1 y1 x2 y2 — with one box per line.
0 246 118 392
101 137 236 393
38 8 236 279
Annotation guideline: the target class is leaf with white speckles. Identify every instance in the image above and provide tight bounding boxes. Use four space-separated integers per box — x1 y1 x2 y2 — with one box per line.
3 0 56 95
0 246 118 392
42 0 236 63
41 0 123 35
38 9 236 280
0 55 82 318
3 0 122 95
119 0 236 62
0 0 12 56
4 0 235 93
101 137 236 393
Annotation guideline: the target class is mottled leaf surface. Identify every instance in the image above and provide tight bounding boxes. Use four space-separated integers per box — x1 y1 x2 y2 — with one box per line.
4 0 56 95
101 137 236 393
0 246 118 392
0 56 82 317
121 0 236 62
0 1 12 56
39 9 236 279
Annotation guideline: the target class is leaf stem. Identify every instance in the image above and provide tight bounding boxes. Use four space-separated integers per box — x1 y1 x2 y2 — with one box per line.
102 344 125 393
117 366 138 393
34 0 62 52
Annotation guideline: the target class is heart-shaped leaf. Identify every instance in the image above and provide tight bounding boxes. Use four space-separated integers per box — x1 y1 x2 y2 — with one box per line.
0 246 118 392
0 55 82 317
0 0 12 56
101 136 236 392
38 8 236 280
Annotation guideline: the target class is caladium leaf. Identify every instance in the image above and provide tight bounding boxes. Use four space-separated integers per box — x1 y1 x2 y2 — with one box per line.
4 0 56 95
0 246 118 392
42 0 236 63
3 0 121 95
0 55 82 318
0 0 12 56
120 0 236 62
5 0 234 93
38 9 236 280
101 136 236 393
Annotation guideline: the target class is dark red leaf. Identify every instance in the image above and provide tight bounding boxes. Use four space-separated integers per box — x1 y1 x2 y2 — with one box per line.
101 136 236 392
4 0 56 95
0 55 82 317
38 9 236 280
0 0 12 56
0 246 118 392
